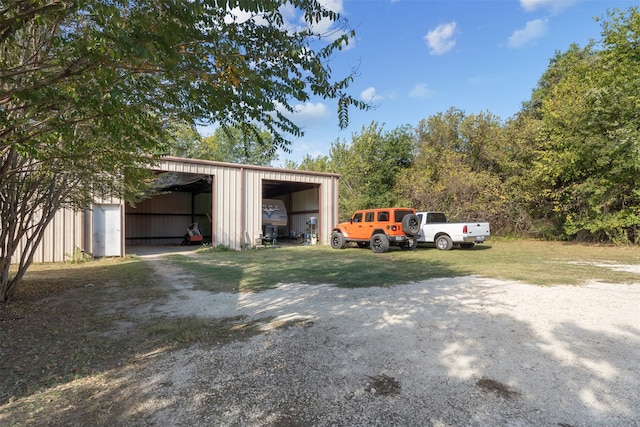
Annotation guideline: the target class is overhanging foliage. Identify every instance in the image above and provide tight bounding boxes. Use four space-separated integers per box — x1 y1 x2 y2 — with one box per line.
0 0 367 301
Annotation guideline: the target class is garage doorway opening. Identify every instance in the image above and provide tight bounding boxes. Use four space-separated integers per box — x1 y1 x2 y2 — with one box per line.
262 180 320 245
125 172 213 249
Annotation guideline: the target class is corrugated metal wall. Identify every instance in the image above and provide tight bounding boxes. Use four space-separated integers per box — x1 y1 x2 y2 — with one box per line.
127 193 193 245
12 157 340 263
19 208 85 263
21 195 122 263
289 188 319 239
154 157 340 250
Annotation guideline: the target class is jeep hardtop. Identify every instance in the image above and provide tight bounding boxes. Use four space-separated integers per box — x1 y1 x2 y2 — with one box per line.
330 207 420 253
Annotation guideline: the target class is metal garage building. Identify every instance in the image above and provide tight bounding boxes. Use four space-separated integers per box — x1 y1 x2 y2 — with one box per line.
25 157 340 262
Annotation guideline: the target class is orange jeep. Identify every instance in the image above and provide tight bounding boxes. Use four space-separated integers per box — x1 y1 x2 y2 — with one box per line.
330 208 420 253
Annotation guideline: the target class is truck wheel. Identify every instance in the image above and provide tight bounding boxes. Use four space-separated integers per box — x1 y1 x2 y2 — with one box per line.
370 233 390 253
460 243 474 249
357 241 370 249
400 238 418 250
402 214 420 235
330 232 346 249
435 235 453 251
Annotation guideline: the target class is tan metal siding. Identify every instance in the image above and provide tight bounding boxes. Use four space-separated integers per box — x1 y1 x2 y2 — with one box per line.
93 195 123 204
126 193 192 245
321 176 341 245
244 169 262 247
193 193 212 238
212 166 243 249
290 188 318 240
148 159 340 249
13 157 339 263
27 208 84 263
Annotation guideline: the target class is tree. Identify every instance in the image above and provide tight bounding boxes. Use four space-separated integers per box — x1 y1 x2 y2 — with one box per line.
525 7 640 242
396 109 507 226
499 113 545 236
0 0 367 302
284 154 333 172
164 121 204 158
194 125 278 166
330 122 414 218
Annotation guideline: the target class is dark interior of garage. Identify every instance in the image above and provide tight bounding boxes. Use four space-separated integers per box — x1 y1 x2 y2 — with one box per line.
125 173 320 248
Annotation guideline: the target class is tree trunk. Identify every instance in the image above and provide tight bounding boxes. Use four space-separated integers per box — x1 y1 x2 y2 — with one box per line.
0 147 67 302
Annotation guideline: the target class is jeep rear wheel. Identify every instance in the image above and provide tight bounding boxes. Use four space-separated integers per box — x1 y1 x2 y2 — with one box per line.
435 235 453 251
330 232 346 249
370 233 390 253
402 214 420 235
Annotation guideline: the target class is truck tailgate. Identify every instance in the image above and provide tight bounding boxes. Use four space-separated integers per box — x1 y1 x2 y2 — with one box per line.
465 222 491 238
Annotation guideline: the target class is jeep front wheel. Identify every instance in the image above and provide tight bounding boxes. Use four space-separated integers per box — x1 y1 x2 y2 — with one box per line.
402 214 420 235
330 232 346 249
370 233 390 253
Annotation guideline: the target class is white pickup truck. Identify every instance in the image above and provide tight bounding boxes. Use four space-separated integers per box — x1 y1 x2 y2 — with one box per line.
416 212 490 250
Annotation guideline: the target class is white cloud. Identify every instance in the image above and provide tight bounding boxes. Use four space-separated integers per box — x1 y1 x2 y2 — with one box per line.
225 8 265 25
520 0 579 14
360 87 384 102
280 2 298 21
227 1 352 48
507 19 549 48
409 83 434 98
275 101 330 127
300 0 352 46
424 22 457 55
292 102 330 121
520 0 551 10
319 0 344 13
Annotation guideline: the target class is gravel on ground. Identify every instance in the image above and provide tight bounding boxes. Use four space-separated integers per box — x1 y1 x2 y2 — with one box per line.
119 251 640 426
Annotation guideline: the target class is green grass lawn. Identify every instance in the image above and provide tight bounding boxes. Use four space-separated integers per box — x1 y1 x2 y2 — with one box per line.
164 239 640 292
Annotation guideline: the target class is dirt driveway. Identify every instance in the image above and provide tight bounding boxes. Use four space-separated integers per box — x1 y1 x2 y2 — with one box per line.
123 249 640 426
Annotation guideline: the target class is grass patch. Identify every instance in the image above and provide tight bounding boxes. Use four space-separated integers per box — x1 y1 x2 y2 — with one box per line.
10 255 164 301
167 245 469 292
162 240 640 291
0 258 163 407
426 239 640 286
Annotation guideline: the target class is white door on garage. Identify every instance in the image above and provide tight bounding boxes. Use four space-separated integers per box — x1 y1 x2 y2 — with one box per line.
93 204 122 257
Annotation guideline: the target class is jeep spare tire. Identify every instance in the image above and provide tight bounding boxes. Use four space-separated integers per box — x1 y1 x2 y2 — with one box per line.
401 214 420 235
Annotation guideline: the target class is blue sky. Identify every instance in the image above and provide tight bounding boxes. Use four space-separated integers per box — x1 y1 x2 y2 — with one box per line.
204 0 638 165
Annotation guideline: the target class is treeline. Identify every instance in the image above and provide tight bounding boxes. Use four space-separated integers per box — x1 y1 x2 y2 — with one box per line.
286 8 640 244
